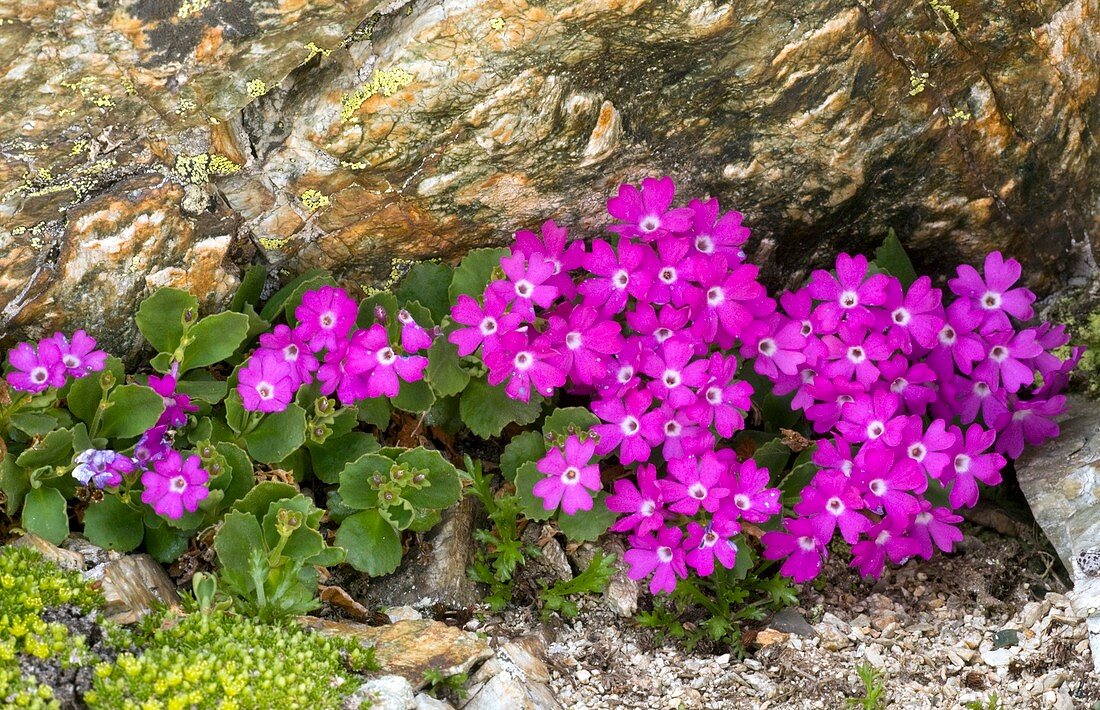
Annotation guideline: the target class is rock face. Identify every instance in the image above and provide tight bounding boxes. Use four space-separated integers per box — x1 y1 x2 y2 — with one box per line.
2 0 1098 353
1015 394 1100 671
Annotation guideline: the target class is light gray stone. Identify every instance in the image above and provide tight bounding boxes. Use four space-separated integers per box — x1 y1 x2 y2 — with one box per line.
346 675 416 710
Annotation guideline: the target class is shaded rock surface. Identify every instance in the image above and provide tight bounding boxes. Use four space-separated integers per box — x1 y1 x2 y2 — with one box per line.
1016 393 1100 671
2 0 1098 352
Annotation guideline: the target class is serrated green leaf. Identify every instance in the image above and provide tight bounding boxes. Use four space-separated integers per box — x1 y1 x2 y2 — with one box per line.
143 522 191 563
336 509 402 576
99 384 166 440
449 248 508 302
751 439 792 480
459 378 543 439
180 311 250 372
391 379 436 413
1 458 29 515
232 481 299 521
500 431 546 483
83 496 144 552
516 461 552 521
23 487 68 544
136 287 199 353
215 442 254 507
9 413 60 437
243 404 306 464
337 453 395 509
397 447 461 509
543 407 600 440
307 432 380 485
357 397 392 428
425 337 470 397
16 428 73 469
397 263 453 321
558 493 617 542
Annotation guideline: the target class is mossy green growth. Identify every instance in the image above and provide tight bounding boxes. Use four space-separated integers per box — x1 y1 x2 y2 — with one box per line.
87 610 378 710
0 546 101 708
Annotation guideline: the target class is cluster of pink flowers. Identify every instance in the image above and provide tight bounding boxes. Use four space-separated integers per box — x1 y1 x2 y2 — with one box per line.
451 177 784 594
455 176 1081 594
237 285 435 410
4 330 107 393
750 251 1081 581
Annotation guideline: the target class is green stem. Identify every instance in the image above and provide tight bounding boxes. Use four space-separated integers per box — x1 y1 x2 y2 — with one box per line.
0 393 32 434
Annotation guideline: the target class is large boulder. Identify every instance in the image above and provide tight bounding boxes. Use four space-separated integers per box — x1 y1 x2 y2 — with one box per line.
2 0 1097 354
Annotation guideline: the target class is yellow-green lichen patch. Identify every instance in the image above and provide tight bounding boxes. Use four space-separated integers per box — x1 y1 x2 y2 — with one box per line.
303 42 333 63
174 153 242 185
339 68 414 122
246 79 269 98
300 189 330 212
257 236 290 251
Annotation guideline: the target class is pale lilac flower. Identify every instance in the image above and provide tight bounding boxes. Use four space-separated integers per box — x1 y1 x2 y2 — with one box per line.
73 449 134 489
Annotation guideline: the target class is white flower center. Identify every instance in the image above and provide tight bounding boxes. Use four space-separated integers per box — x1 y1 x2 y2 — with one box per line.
566 332 583 350
377 347 396 365
915 512 932 525
841 460 853 476
706 386 722 405
875 530 891 546
981 291 1002 309
514 279 534 298
640 216 660 233
891 377 908 393
908 443 926 462
662 369 682 389
397 310 413 324
800 321 813 336
702 532 719 548
847 346 866 364
688 482 707 500
63 354 81 368
707 286 725 306
659 267 677 284
654 327 673 342
613 269 629 288
561 467 581 485
31 367 48 383
283 344 299 361
657 546 674 563
758 338 777 356
990 345 1008 362
973 381 990 397
640 500 656 517
869 478 887 496
892 308 911 325
734 494 751 510
514 351 534 371
620 416 640 435
479 317 498 336
827 497 845 515
664 420 682 436
866 420 885 439
320 311 336 329
797 536 816 552
616 365 634 384
954 454 971 473
256 382 275 400
938 325 957 345
840 290 859 308
694 235 714 253
169 476 188 494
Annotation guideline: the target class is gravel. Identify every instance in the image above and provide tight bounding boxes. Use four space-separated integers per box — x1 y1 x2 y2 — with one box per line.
486 527 1099 709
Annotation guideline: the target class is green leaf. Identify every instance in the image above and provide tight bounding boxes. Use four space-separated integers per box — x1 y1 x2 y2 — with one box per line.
500 431 546 483
391 379 435 413
230 264 269 312
306 545 347 568
215 442 254 507
327 407 360 439
66 357 124 424
259 269 331 322
543 407 600 441
179 311 250 373
22 487 68 544
874 228 918 288
143 523 190 563
1 458 29 515
515 461 552 521
407 507 443 533
425 396 462 434
558 494 617 542
307 432 380 485
83 496 144 552
397 263 453 321
425 338 470 397
99 384 166 440
336 509 402 576
232 481 299 521
261 496 325 560
16 429 73 469
215 510 264 578
449 248 507 302
397 447 462 509
9 413 60 437
357 397 392 428
751 439 792 480
459 378 543 439
338 453 396 509
176 378 229 405
359 292 400 340
243 404 306 464
136 287 198 353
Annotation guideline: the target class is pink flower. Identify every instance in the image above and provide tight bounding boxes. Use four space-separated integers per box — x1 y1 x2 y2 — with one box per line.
896 417 957 480
397 309 434 354
952 376 1010 427
624 526 689 594
345 324 428 399
641 337 710 408
742 314 807 378
626 303 690 348
259 324 318 385
294 286 358 353
488 252 561 320
793 471 869 544
823 322 892 386
532 435 602 515
5 340 65 393
660 453 729 516
852 444 924 520
909 502 964 559
644 237 695 306
850 519 917 579
879 357 937 415
148 371 199 427
592 389 658 464
837 390 906 446
134 425 170 468
607 464 666 535
578 239 654 314
545 305 624 386
684 518 740 576
317 340 358 405
948 251 1035 330
808 253 889 331
722 458 781 523
484 331 566 402
684 197 750 265
689 257 766 342
607 176 694 241
684 353 752 438
449 291 522 358
926 300 987 376
972 329 1043 393
880 276 944 351
45 330 107 379
238 350 297 413
141 450 210 520
995 396 1065 458
941 425 1006 508
511 219 586 298
762 517 825 583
